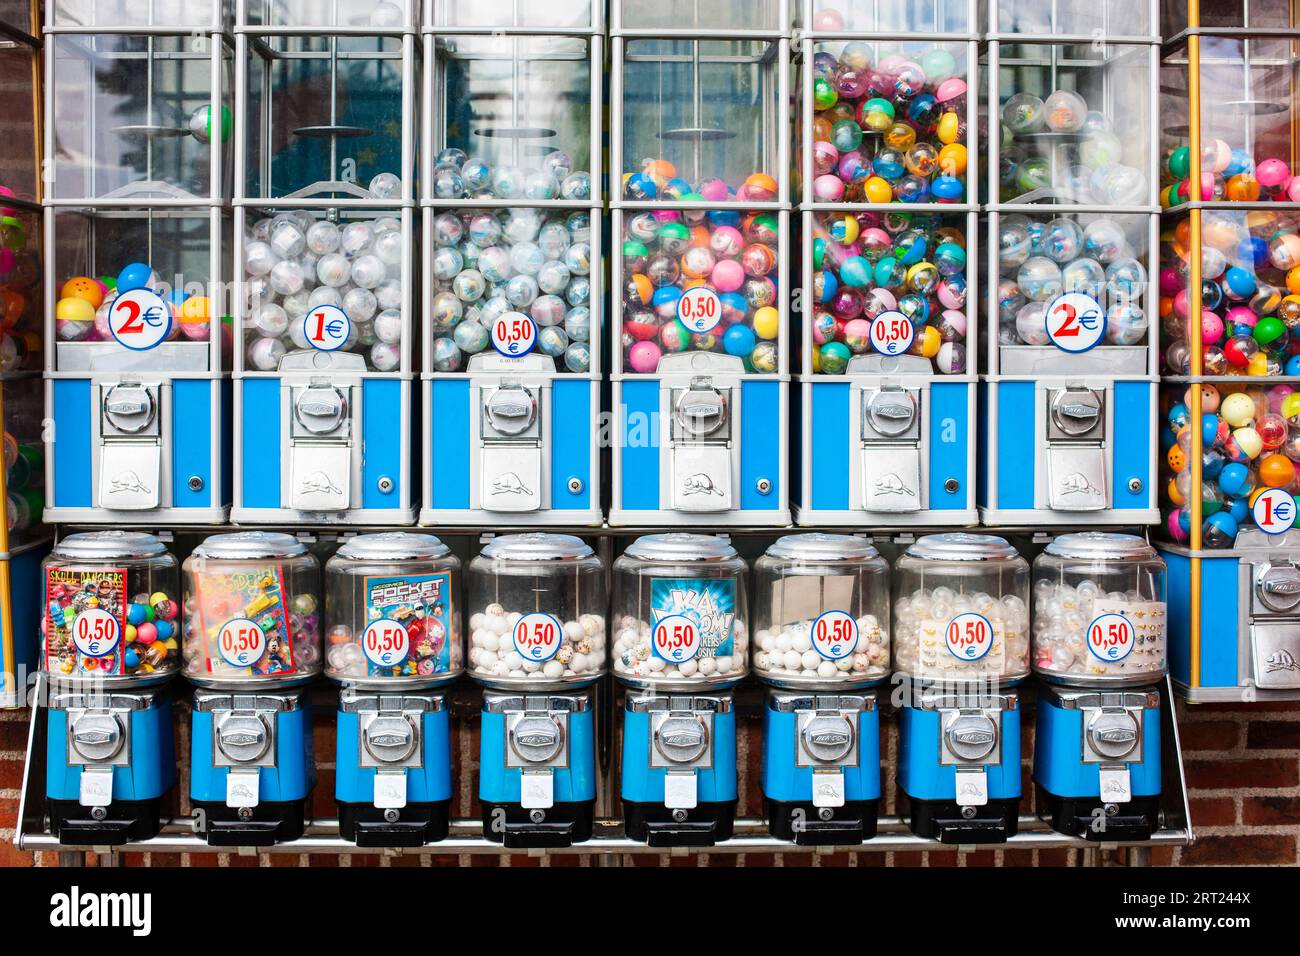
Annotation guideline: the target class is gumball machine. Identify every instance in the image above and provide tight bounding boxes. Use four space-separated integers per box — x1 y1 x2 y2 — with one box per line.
467 534 604 847
980 4 1161 525
613 534 748 845
608 3 791 526
40 532 180 844
183 532 321 845
43 4 233 523
231 1 417 523
794 11 978 524
753 534 889 845
326 533 460 846
1031 533 1167 840
893 534 1030 842
419 5 602 524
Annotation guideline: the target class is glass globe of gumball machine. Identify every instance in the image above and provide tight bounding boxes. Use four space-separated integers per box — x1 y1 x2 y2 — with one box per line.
1030 533 1167 840
753 534 889 845
325 533 461 847
182 532 322 846
231 2 417 524
419 9 602 525
43 4 233 523
981 0 1161 526
608 2 791 527
40 532 180 844
467 535 605 848
612 534 748 846
892 534 1030 842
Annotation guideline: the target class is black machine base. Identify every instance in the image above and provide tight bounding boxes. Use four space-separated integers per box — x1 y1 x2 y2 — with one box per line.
1038 788 1162 842
192 799 307 847
765 798 879 845
906 796 1021 844
623 800 737 847
480 800 594 848
48 797 164 846
338 800 450 847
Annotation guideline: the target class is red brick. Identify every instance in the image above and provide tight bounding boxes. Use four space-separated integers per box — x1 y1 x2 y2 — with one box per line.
1241 795 1300 826
1181 834 1297 866
0 756 25 789
963 850 997 867
0 714 31 751
1194 701 1300 714
1189 797 1237 827
1246 721 1300 750
1178 720 1240 751
854 851 887 867
927 851 960 867
1002 849 1036 866
1185 757 1298 790
184 853 222 867
0 838 34 867
1036 849 1074 866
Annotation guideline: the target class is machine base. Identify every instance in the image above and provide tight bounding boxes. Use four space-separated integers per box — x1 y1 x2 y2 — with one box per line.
906 796 1021 844
338 801 450 847
622 800 737 847
764 798 879 846
1038 789 1162 842
480 800 594 848
47 798 164 846
192 799 308 847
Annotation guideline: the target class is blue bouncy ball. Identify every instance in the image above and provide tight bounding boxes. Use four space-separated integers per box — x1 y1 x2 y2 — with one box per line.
707 209 742 228
651 285 683 317
1202 412 1222 447
723 323 756 357
1218 461 1253 498
1239 236 1269 270
906 92 939 127
818 268 838 304
1167 402 1190 430
1204 511 1239 548
873 256 905 288
1176 508 1192 536
116 261 153 293
624 173 657 200
896 235 928 266
125 647 141 669
153 619 174 641
1227 496 1249 524
1159 425 1176 452
719 291 749 324
663 178 691 200
931 174 964 201
127 603 148 626
1286 354 1300 376
1203 449 1225 481
1223 265 1258 300
840 256 873 288
1225 148 1254 177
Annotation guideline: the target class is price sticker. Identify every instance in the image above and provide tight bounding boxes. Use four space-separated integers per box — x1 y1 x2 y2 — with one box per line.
945 612 994 662
492 311 537 357
811 610 859 661
869 309 915 356
1252 488 1297 536
1086 613 1135 662
362 619 411 667
109 288 172 351
217 618 266 668
303 304 350 352
1045 292 1106 353
72 608 120 658
512 612 563 663
652 614 700 663
677 287 722 334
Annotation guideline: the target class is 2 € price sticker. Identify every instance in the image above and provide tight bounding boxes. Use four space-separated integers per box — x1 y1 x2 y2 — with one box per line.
363 619 411 667
811 610 859 661
869 309 915 357
653 614 700 663
1087 613 1135 662
217 618 266 668
492 311 537 356
1252 487 1297 535
109 288 172 351
1045 292 1106 353
303 304 351 352
72 608 120 658
945 612 994 662
512 612 563 663
677 287 722 334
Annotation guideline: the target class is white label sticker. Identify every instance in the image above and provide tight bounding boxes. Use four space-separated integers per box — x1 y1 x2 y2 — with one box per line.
652 613 700 663
677 287 722 334
1086 612 1136 663
945 612 995 662
811 610 859 661
491 311 536 356
1045 292 1106 353
811 770 846 808
72 607 120 658
1253 488 1297 535
226 769 260 808
869 309 915 356
512 612 564 663
663 771 698 810
303 304 351 351
79 767 114 808
217 618 266 668
955 768 988 807
362 619 411 668
109 288 172 351
373 771 408 810
520 770 554 810
1099 767 1133 804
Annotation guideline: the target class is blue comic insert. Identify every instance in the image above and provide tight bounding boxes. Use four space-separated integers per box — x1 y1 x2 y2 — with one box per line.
363 574 453 678
650 578 736 660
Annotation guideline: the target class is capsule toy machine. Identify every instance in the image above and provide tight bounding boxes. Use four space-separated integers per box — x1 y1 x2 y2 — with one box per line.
325 533 460 846
40 532 180 844
612 533 747 845
231 0 417 524
753 533 888 844
467 534 604 848
420 5 602 525
1031 533 1166 839
980 0 1161 525
795 2 978 525
183 532 321 845
609 0 791 526
44 1 233 523
893 533 1029 842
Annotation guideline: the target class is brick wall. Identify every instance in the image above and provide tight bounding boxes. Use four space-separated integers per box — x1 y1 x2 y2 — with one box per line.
2 691 1296 867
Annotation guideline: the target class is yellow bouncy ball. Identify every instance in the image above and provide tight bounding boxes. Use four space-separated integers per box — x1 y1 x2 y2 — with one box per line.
1234 426 1264 460
753 306 779 340
864 177 893 203
937 112 961 146
1167 477 1186 507
1166 443 1188 473
1220 391 1257 428
938 143 967 176
56 297 95 324
180 295 210 324
61 276 104 309
912 325 940 359
811 348 822 372
1248 351 1270 376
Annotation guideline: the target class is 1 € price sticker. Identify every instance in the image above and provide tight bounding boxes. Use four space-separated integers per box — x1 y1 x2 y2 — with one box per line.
1045 292 1106 353
811 610 859 661
653 614 699 663
677 287 722 334
1252 488 1297 535
303 304 350 352
1087 613 1135 662
869 309 915 357
109 288 172 351
217 618 266 668
492 312 537 357
945 612 994 662
363 619 411 667
72 608 120 658
512 612 563 663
